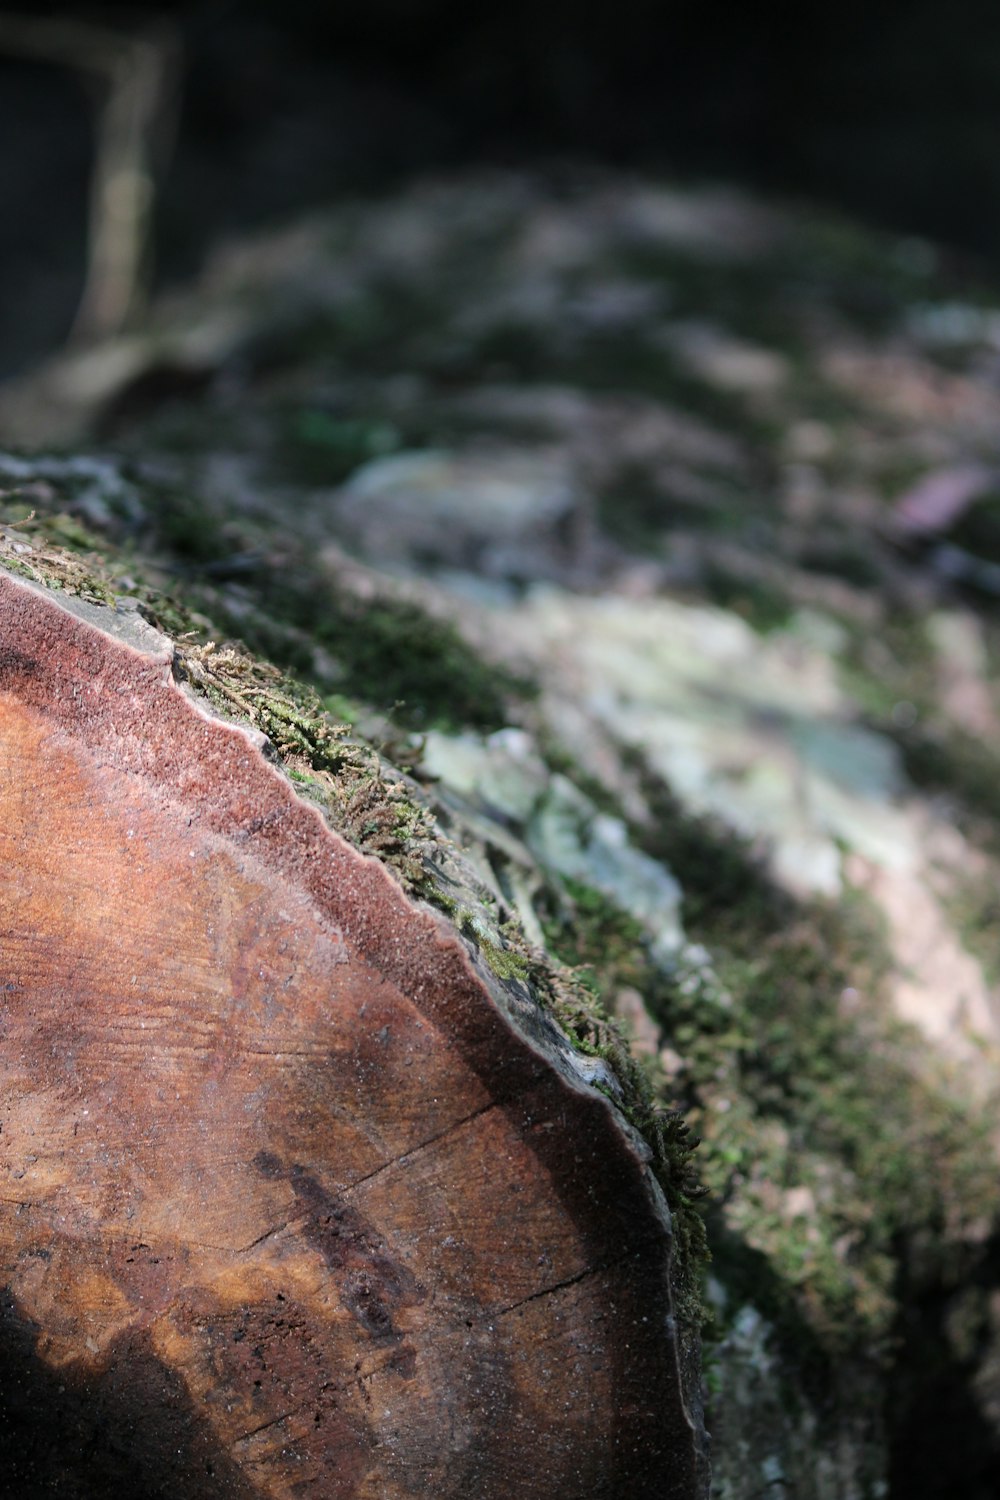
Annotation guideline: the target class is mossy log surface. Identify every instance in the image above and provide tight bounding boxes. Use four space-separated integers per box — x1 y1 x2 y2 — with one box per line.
0 561 708 1499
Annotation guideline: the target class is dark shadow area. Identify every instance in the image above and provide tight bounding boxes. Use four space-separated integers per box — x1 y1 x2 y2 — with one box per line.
2 0 1000 375
888 1230 1000 1500
0 1284 254 1498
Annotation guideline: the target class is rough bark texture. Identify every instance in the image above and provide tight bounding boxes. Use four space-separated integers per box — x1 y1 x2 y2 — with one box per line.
0 563 708 1499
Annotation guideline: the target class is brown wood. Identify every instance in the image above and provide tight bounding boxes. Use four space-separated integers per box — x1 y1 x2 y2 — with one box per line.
0 565 707 1498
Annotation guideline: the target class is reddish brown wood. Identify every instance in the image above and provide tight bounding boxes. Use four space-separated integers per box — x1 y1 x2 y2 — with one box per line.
0 566 707 1498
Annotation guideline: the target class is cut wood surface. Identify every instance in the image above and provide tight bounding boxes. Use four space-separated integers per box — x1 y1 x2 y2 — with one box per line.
0 563 707 1498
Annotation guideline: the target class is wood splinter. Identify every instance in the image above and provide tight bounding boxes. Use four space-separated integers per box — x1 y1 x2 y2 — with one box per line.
0 560 708 1499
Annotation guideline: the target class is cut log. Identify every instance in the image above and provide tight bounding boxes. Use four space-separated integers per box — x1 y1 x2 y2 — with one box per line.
0 561 708 1499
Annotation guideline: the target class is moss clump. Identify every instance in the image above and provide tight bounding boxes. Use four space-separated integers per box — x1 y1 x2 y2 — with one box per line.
537 737 996 1383
0 499 440 892
890 721 1000 859
251 581 532 734
700 559 796 632
471 317 778 444
628 762 997 1367
277 407 402 486
623 209 943 342
839 603 1000 860
945 870 1000 986
143 484 534 734
0 514 124 606
535 878 708 1325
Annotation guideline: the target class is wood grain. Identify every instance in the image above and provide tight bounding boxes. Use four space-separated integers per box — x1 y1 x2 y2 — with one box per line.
0 567 707 1498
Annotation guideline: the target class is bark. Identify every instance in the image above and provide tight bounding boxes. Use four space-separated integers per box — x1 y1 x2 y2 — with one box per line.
0 560 709 1499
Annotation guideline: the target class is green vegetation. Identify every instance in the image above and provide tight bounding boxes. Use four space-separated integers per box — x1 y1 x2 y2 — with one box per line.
633 765 997 1364
947 872 1000 989
840 605 1000 862
700 559 797 632
535 736 998 1380
278 407 403 486
136 483 537 734
530 880 709 1327
0 499 444 889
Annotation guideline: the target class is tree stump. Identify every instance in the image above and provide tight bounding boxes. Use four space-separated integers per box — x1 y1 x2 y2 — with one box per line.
0 561 708 1498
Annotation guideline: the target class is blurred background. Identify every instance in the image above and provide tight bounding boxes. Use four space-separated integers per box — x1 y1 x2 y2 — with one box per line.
2 0 1000 375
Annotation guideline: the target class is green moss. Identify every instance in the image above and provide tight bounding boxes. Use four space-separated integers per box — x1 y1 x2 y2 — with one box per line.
838 606 938 719
0 512 127 606
252 278 450 378
277 407 403 486
260 586 532 734
838 605 1000 861
471 935 533 984
536 737 997 1376
628 761 997 1363
1 494 697 1270
475 319 779 443
795 535 885 589
594 460 755 556
535 876 708 1322
892 723 1000 858
0 496 443 892
133 484 536 734
701 559 796 633
622 208 945 344
946 871 1000 986
619 243 807 352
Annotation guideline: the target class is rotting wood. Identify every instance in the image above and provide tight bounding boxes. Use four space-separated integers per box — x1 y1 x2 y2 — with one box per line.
0 561 709 1499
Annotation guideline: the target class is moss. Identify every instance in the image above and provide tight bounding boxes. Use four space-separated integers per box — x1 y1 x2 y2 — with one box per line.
536 736 996 1377
535 876 709 1324
838 605 940 720
140 484 534 734
177 648 439 886
250 278 450 379
0 512 128 607
619 243 808 352
277 407 403 486
0 496 441 893
700 559 797 633
0 494 699 1298
945 870 1000 986
627 760 997 1364
479 318 780 443
257 585 532 734
471 933 533 984
877 720 1000 862
622 209 945 344
425 860 712 1346
795 535 886 589
594 462 753 556
837 604 1000 860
